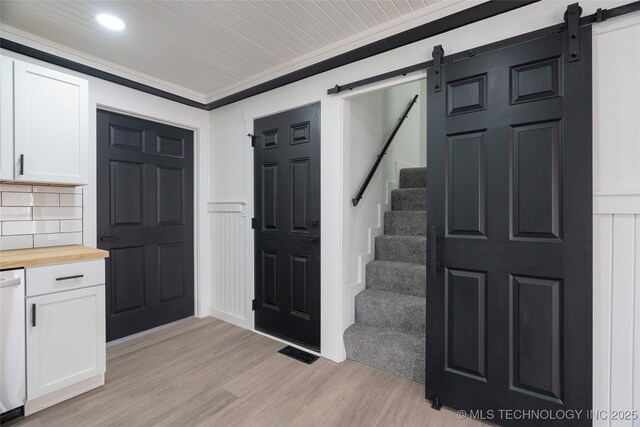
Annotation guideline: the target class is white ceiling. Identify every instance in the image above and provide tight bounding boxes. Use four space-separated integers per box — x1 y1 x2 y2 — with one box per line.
0 0 450 103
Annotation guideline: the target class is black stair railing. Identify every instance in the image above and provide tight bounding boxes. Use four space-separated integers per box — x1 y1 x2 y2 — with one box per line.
352 94 419 207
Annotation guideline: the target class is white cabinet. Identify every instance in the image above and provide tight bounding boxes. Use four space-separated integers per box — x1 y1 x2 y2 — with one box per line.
22 259 106 414
0 56 88 185
26 285 105 400
0 56 14 180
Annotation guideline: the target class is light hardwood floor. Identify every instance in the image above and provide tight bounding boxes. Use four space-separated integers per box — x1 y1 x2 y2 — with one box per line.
9 317 482 427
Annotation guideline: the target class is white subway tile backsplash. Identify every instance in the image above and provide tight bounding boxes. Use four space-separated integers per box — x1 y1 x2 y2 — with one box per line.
35 220 60 234
33 206 82 220
2 220 35 235
2 192 34 206
60 194 82 207
33 232 82 248
32 193 60 206
0 184 32 192
0 235 34 250
32 185 82 194
1 220 58 235
60 219 82 233
0 207 32 221
0 186 82 249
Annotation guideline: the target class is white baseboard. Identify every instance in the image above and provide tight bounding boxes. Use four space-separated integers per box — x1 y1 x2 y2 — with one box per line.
209 307 247 329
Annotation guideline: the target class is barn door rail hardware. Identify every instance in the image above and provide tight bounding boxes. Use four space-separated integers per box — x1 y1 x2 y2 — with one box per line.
351 94 419 207
565 3 582 62
327 1 640 95
432 45 444 92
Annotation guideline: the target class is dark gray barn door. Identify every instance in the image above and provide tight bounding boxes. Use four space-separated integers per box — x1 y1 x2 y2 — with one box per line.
253 103 321 351
426 29 592 425
97 110 194 341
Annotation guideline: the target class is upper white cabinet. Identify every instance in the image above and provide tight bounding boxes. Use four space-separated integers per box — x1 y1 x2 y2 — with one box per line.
0 56 14 181
0 56 88 185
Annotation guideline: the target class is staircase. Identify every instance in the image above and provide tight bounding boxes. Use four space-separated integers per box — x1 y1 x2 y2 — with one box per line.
344 167 427 383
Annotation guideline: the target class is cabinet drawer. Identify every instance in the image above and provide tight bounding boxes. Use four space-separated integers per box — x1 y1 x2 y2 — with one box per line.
26 259 105 297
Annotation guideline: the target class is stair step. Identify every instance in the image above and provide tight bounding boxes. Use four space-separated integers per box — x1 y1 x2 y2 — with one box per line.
384 210 426 235
366 261 426 297
399 167 427 189
375 235 426 264
355 289 426 334
391 188 426 211
344 323 425 383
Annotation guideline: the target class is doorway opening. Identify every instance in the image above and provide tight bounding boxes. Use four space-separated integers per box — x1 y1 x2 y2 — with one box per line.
341 77 427 381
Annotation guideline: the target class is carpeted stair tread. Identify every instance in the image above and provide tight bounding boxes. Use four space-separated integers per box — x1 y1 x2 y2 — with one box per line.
366 260 426 297
375 235 426 265
384 210 426 235
345 166 428 385
391 188 426 211
399 167 427 189
355 289 426 334
344 323 425 383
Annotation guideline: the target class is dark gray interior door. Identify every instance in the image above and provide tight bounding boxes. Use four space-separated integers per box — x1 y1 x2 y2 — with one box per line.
97 110 194 342
426 28 592 425
253 103 321 351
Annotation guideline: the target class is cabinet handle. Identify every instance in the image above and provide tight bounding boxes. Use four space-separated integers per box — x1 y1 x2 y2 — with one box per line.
32 303 36 327
19 154 24 175
56 274 84 281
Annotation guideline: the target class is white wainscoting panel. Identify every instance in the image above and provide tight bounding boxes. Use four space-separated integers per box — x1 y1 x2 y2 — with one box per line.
208 202 247 328
593 212 639 427
593 14 640 426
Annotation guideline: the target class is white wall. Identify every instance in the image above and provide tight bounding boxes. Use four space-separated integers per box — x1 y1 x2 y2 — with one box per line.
0 45 212 318
384 79 427 167
592 13 640 427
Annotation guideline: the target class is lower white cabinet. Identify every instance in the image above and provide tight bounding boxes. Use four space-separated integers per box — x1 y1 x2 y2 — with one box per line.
25 284 105 401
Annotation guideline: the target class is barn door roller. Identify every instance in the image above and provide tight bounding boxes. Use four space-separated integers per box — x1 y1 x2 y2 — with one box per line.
565 3 583 62
432 45 444 93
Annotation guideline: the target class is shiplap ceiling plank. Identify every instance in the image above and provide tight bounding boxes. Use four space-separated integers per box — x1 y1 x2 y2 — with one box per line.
345 1 383 27
327 1 370 33
0 0 442 101
393 0 415 15
377 0 403 21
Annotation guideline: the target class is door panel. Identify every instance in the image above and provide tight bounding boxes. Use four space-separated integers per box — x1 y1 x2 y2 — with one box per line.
426 29 592 425
254 103 321 351
110 246 146 314
97 110 194 341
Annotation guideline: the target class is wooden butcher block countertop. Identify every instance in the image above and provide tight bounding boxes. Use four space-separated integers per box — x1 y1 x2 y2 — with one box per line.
0 245 109 269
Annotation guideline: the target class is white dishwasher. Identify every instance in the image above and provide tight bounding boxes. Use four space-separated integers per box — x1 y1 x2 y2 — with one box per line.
0 268 26 417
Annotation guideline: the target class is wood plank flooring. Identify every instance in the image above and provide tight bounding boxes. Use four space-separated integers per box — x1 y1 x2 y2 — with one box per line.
8 317 483 427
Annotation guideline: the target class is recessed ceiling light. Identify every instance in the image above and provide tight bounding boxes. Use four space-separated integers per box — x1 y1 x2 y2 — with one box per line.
96 13 125 31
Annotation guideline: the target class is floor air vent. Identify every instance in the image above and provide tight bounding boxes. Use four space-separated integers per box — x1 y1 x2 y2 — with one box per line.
278 346 319 364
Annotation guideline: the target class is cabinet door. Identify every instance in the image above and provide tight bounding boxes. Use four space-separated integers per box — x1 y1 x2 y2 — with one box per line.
26 285 105 400
0 56 13 180
14 61 88 184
